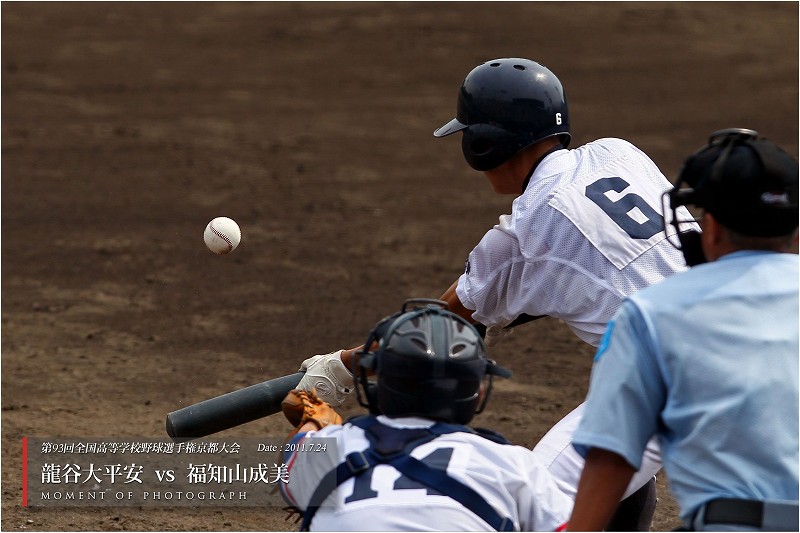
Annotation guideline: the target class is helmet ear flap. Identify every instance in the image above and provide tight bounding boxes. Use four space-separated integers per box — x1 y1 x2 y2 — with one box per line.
461 123 530 171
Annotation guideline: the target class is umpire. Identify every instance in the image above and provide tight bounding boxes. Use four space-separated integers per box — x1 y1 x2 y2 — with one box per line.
567 129 799 531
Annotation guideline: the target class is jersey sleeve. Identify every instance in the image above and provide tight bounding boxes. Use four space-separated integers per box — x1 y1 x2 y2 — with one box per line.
571 300 666 469
456 215 541 327
517 457 574 531
453 436 573 532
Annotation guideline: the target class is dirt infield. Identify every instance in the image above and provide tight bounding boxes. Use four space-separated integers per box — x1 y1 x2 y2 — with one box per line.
2 2 797 531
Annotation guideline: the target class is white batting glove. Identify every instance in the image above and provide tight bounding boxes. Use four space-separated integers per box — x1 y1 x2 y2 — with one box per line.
484 323 514 347
297 350 353 406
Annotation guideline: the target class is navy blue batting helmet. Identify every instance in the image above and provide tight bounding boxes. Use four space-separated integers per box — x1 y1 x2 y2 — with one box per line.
434 58 570 171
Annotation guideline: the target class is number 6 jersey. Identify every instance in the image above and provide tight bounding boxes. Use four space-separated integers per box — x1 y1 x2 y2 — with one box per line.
457 138 691 346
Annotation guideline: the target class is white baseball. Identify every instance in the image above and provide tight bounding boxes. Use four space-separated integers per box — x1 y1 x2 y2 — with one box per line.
203 217 241 254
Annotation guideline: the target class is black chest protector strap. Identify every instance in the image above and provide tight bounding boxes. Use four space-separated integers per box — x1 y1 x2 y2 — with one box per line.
299 416 515 531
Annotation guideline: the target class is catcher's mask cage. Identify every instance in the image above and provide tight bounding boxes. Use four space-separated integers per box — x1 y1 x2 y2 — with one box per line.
353 299 511 425
662 128 799 266
433 58 570 171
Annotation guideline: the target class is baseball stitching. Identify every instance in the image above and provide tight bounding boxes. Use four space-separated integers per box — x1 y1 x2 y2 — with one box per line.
210 221 234 253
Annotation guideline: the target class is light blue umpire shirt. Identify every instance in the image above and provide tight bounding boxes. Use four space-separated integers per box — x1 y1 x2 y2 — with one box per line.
572 250 799 524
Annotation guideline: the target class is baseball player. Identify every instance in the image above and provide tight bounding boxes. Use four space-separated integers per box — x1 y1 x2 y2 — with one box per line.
294 58 694 529
280 301 573 531
568 129 799 531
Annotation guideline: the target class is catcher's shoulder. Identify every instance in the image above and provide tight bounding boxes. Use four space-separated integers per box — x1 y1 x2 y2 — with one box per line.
470 426 512 445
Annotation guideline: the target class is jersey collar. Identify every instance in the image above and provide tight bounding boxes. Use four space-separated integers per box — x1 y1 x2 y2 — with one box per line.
521 146 566 193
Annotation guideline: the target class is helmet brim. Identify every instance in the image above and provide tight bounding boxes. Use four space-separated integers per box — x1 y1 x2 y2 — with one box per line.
433 118 468 138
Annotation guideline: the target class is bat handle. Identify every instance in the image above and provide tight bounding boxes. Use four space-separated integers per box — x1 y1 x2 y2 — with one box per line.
165 372 305 441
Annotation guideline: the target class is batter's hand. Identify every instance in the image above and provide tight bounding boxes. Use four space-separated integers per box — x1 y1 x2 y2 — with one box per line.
282 389 343 437
297 350 353 406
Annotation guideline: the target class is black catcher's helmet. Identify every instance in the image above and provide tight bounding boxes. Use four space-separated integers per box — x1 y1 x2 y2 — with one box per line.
664 128 799 265
353 299 511 425
433 58 570 171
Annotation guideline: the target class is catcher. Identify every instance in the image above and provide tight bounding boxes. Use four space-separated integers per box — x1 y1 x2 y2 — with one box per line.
278 300 573 532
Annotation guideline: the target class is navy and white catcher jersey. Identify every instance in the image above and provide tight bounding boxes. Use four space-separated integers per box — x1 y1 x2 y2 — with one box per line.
281 415 572 531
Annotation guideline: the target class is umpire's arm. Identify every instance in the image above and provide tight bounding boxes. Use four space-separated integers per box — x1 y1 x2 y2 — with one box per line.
567 448 635 531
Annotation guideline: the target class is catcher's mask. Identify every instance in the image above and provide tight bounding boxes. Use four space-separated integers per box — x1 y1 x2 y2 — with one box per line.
433 58 570 171
663 128 799 266
353 299 511 425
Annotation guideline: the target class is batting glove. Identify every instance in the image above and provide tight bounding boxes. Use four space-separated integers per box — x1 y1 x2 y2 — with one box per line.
297 350 353 406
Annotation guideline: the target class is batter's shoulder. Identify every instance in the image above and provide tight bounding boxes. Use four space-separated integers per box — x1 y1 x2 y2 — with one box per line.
586 137 639 151
579 137 660 167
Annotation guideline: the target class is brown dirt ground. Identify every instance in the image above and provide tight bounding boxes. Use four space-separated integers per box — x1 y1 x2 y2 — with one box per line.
2 2 797 531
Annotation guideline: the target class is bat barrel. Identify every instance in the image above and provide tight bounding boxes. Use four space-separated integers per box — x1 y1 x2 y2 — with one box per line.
165 372 304 441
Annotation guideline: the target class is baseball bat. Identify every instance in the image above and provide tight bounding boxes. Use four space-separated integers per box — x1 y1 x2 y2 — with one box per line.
165 371 304 441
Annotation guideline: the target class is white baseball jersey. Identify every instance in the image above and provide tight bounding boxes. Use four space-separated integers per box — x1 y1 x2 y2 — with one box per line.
281 415 572 531
456 138 690 346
